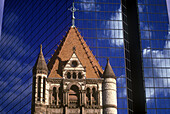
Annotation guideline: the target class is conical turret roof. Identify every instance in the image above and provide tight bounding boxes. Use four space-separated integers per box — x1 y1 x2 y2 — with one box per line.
103 58 116 79
33 45 48 75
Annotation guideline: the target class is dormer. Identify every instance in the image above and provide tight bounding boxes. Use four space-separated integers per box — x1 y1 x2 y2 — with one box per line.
62 48 86 79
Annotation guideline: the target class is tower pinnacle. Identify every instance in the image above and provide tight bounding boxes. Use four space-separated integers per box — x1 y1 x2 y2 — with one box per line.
33 44 48 75
103 58 116 79
68 2 78 28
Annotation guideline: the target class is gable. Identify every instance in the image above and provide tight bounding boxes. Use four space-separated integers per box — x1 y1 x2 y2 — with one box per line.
62 51 86 79
47 27 103 78
64 51 84 71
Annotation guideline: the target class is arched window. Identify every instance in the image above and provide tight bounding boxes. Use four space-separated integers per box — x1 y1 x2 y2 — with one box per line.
92 87 97 105
69 85 79 107
37 77 41 101
67 72 71 79
43 77 46 102
73 72 76 79
52 87 57 105
86 87 90 105
58 87 62 105
78 72 83 79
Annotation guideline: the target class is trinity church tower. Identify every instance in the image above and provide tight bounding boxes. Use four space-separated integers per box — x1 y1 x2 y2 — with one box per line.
31 3 117 114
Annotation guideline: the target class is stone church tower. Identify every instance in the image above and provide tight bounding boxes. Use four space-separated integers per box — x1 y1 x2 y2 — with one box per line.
31 26 117 114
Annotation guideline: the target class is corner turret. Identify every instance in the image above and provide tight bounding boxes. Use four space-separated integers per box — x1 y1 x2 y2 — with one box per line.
32 45 48 113
103 58 117 114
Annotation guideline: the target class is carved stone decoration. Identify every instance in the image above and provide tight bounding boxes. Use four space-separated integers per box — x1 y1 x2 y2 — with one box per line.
46 78 62 83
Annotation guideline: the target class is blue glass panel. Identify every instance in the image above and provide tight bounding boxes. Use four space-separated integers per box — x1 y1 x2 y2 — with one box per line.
146 98 156 108
145 78 154 87
117 77 126 87
147 109 157 114
145 88 155 98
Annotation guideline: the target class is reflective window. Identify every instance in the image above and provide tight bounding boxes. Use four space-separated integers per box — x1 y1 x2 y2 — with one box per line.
138 0 170 113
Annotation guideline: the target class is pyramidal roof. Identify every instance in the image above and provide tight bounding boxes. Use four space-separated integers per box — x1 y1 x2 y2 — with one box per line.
47 27 103 78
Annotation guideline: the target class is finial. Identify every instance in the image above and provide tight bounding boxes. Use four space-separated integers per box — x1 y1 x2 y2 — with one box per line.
107 57 109 61
68 2 78 28
33 44 48 75
40 44 42 54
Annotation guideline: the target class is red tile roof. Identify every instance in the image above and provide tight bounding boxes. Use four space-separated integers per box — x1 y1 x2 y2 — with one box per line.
47 27 103 78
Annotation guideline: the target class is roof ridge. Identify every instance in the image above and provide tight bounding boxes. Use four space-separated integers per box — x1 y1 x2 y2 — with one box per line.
74 28 100 77
47 28 71 70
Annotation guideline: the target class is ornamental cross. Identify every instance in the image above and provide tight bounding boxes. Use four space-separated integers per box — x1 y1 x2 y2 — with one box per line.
68 2 78 28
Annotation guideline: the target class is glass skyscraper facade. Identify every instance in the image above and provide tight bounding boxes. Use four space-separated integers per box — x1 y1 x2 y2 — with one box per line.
74 0 131 113
0 0 169 113
0 0 72 113
138 0 170 113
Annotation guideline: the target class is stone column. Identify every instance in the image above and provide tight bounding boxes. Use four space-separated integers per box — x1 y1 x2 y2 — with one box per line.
81 90 86 106
66 91 68 106
56 90 59 106
90 88 92 105
40 76 43 103
49 90 53 105
79 90 82 106
66 91 68 114
71 71 73 79
81 90 86 114
65 106 68 114
98 83 103 106
45 82 48 105
63 90 68 114
35 77 38 102
63 90 66 105
97 90 100 105
81 107 84 114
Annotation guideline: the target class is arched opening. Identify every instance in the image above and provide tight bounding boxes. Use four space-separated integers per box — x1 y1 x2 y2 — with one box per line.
67 72 71 79
86 87 90 105
71 60 78 67
92 87 97 105
37 77 41 101
43 77 46 102
52 87 57 105
69 85 79 107
78 72 83 79
58 87 62 106
73 72 76 79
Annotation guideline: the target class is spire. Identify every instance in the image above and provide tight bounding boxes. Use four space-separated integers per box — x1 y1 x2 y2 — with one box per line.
103 58 116 78
40 44 42 54
33 44 48 75
68 2 78 28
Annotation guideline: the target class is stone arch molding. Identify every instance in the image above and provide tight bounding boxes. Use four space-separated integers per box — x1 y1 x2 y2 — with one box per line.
85 86 97 90
66 82 82 91
50 85 59 91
